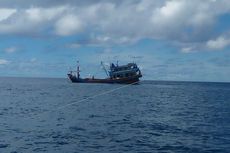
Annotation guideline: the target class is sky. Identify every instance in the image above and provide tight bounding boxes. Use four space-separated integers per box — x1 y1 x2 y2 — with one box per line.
0 0 230 82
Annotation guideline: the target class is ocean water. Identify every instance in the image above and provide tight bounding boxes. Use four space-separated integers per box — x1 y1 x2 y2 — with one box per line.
0 77 230 153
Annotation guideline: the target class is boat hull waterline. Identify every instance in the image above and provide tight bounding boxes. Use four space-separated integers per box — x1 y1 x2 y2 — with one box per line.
68 74 141 84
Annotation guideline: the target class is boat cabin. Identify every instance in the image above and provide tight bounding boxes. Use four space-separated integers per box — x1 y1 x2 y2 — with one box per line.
109 63 141 79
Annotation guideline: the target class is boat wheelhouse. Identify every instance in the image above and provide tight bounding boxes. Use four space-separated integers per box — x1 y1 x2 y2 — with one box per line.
109 63 141 79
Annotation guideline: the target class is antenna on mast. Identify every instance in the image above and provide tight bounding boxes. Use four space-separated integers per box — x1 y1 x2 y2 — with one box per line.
130 56 142 63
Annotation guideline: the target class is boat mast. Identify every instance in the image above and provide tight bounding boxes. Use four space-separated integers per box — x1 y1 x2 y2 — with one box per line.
77 61 80 79
101 61 109 77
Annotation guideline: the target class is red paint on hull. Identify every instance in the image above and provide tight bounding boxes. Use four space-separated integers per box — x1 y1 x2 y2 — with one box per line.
68 74 141 84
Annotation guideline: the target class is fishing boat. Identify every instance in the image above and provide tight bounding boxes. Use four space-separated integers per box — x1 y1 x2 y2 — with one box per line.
67 61 142 84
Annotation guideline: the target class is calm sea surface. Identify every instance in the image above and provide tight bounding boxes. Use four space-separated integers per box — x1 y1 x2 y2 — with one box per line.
0 77 230 153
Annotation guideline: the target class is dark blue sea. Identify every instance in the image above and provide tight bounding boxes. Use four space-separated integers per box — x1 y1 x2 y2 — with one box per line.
0 77 230 153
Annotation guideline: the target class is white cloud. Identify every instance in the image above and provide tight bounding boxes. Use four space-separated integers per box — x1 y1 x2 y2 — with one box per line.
55 14 83 36
4 46 18 53
206 36 230 50
0 8 16 21
30 58 37 63
0 0 230 50
157 0 184 18
0 59 10 65
0 6 67 35
25 6 66 23
181 47 194 53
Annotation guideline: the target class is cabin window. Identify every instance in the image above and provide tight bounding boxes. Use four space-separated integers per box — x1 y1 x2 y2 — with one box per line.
118 74 125 78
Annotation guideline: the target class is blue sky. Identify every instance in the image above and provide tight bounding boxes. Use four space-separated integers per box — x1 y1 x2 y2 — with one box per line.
0 0 230 82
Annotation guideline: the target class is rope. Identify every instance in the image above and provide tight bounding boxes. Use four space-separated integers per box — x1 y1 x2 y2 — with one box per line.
49 81 139 113
7 81 140 150
31 81 140 119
